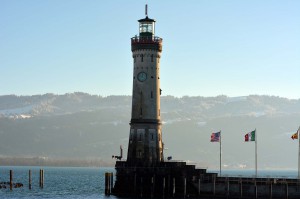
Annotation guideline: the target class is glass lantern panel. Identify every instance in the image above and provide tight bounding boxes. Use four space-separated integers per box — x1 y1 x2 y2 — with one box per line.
139 22 154 34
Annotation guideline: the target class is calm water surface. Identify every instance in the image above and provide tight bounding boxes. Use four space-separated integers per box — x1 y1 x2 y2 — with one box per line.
0 166 116 199
0 166 298 199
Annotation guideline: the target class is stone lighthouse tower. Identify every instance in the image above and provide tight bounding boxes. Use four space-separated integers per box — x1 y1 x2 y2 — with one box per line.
127 8 163 166
113 7 207 198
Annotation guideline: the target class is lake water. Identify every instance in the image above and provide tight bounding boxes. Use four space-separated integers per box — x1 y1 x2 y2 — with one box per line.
0 166 117 199
0 166 298 199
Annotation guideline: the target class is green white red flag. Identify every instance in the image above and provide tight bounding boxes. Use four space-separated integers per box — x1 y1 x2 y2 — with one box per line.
245 130 256 142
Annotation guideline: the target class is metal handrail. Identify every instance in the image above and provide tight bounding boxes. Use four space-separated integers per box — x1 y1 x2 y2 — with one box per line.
131 36 162 44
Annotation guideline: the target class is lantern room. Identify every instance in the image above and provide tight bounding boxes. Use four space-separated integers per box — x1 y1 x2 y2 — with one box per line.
138 17 155 37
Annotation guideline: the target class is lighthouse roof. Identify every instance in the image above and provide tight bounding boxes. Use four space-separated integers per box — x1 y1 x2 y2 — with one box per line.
138 16 155 23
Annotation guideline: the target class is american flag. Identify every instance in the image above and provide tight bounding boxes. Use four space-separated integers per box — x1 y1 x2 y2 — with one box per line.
210 131 221 142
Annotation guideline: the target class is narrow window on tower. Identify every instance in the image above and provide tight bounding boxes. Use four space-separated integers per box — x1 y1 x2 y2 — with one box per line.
134 57 136 63
151 91 153 98
151 133 154 140
139 133 142 141
151 54 153 62
141 54 143 62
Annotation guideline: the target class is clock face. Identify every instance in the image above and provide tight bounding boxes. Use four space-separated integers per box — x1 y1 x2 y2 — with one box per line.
137 72 147 82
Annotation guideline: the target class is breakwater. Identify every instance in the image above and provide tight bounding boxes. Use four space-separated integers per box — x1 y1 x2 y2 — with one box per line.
113 161 300 198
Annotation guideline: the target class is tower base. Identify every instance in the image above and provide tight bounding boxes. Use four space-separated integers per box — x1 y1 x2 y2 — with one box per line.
113 161 213 198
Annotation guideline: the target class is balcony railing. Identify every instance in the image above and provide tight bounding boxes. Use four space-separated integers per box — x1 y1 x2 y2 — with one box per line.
131 36 162 44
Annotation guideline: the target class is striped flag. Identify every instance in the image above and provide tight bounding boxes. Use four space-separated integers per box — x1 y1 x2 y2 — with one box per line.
210 131 221 142
245 130 256 142
291 129 299 140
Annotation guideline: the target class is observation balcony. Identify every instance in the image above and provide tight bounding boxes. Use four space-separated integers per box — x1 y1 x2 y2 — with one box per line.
131 36 162 52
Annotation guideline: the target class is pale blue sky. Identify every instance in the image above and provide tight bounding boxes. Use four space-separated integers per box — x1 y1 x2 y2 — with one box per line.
1 0 299 99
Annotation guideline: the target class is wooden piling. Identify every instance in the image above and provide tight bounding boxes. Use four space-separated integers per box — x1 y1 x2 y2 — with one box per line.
10 170 13 191
29 170 32 190
42 169 44 188
39 169 41 188
39 169 44 188
110 172 113 194
105 172 108 195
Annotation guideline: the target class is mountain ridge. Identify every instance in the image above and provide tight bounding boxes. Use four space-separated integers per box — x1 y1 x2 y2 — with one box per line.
0 93 299 169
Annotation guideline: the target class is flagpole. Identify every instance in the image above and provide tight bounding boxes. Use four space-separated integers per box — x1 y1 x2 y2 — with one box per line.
298 126 300 179
255 128 257 177
220 130 222 177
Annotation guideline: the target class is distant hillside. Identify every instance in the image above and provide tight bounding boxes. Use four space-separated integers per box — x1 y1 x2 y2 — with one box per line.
0 93 299 169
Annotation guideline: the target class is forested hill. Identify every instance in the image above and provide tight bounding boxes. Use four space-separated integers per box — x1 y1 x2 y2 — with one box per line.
0 93 299 168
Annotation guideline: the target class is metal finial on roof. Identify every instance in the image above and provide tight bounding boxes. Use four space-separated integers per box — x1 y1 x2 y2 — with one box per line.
145 4 148 17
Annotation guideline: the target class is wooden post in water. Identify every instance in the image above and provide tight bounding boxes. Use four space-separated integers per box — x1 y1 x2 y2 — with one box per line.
104 172 108 195
39 169 44 188
29 170 32 190
10 170 13 191
105 172 112 195
110 172 113 194
39 169 41 188
42 169 44 188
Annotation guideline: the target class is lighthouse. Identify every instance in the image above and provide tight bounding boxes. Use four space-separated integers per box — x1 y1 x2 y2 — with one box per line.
113 6 206 198
126 7 163 166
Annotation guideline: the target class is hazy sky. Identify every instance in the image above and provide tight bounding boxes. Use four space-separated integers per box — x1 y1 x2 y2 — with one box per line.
1 0 299 99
